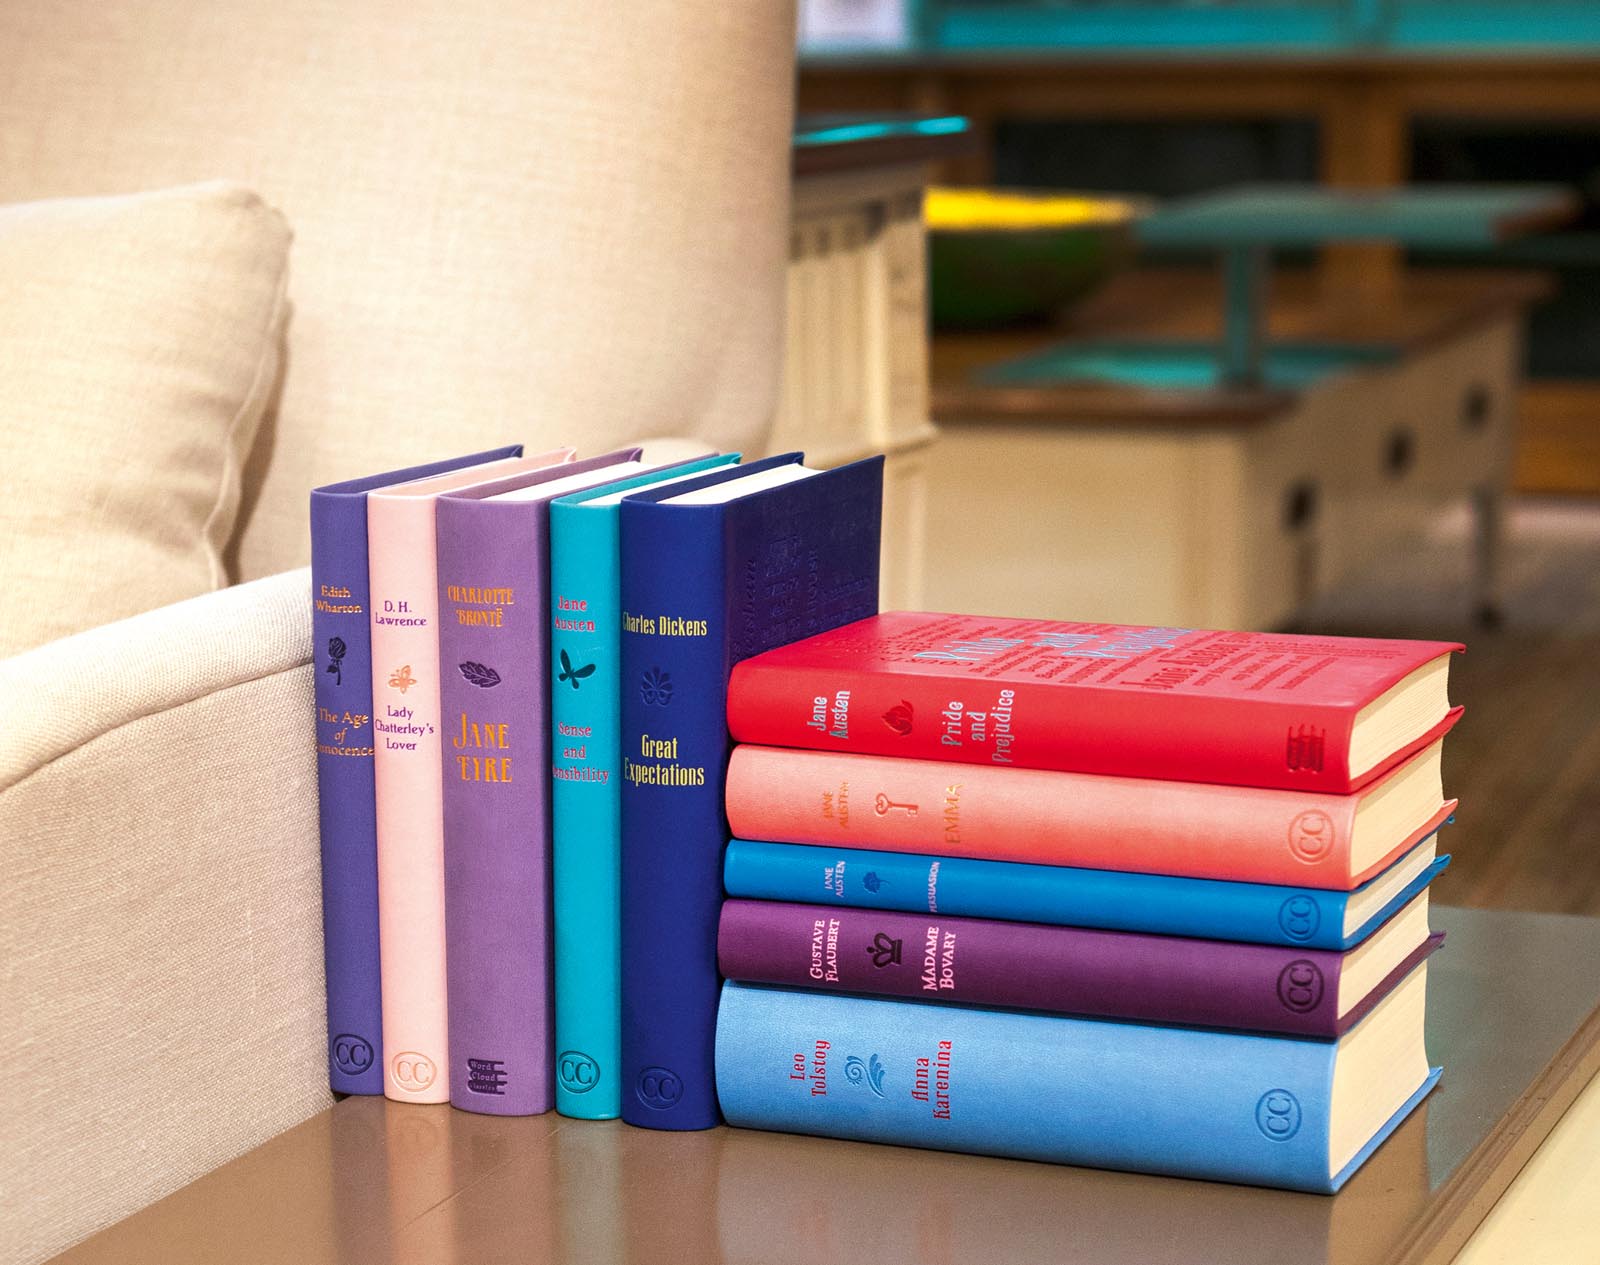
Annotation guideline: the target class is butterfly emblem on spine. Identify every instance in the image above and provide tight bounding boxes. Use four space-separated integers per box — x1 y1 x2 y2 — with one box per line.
558 649 596 690
388 664 417 693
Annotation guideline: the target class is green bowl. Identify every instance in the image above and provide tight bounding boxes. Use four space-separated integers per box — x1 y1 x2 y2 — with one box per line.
927 190 1143 330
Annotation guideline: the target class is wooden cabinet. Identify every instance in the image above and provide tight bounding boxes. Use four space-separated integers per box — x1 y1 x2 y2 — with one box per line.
926 270 1543 628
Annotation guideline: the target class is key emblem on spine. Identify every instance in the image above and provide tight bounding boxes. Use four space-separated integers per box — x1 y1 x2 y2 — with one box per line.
874 794 918 818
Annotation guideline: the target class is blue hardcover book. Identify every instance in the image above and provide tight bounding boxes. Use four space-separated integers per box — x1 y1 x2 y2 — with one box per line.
309 444 522 1094
619 453 883 1130
723 831 1451 952
715 966 1441 1193
548 453 740 1119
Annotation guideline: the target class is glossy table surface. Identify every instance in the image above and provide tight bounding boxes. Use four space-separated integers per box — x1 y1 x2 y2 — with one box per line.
50 907 1600 1265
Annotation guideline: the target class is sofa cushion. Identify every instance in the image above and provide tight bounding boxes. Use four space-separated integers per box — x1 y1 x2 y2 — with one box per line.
0 181 290 656
0 1 795 582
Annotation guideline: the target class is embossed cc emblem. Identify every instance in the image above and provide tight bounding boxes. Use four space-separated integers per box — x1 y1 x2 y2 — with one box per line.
331 1033 375 1075
636 1066 683 1109
1288 810 1335 863
559 1051 601 1094
391 1051 437 1092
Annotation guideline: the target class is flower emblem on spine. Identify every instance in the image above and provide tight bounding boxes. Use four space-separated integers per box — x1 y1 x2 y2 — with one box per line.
326 636 347 686
882 700 914 736
639 667 673 707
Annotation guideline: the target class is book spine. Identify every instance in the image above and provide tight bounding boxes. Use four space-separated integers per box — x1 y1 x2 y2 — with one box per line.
725 745 1362 888
619 502 731 1130
549 501 624 1119
310 491 384 1094
714 983 1337 1191
718 901 1348 1036
436 500 553 1115
727 658 1361 793
367 495 453 1103
721 840 1356 950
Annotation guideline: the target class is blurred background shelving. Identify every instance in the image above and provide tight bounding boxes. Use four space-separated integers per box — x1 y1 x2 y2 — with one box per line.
799 0 1600 495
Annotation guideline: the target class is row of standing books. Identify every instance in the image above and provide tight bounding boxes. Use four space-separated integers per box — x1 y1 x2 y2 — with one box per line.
711 612 1460 1192
310 443 1461 1193
311 445 883 1118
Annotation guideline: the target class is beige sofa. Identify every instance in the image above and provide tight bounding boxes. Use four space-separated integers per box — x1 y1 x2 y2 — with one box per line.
0 4 797 1261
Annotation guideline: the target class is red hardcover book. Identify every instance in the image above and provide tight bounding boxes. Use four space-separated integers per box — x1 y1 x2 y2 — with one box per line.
726 613 1463 794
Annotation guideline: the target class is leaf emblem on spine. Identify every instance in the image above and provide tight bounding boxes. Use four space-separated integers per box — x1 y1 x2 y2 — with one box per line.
458 661 502 689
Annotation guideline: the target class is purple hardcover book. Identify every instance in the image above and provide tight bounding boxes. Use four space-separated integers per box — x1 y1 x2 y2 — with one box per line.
436 450 644 1115
717 898 1444 1038
310 445 523 1095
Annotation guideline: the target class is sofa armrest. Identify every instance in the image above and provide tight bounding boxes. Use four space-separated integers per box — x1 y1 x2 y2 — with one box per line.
0 569 332 1265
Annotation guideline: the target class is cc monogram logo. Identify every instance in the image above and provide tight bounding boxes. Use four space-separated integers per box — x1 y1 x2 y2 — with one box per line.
559 1051 601 1094
1287 810 1336 864
1255 1088 1303 1141
391 1051 437 1092
1277 894 1321 942
636 1066 684 1110
1275 959 1325 1013
331 1033 375 1075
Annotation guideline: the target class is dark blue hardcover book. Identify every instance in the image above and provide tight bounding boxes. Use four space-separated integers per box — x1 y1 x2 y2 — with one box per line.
618 453 883 1129
722 832 1451 952
309 445 521 1095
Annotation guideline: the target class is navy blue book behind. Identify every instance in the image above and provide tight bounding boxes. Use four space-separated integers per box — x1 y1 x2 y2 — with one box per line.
310 445 522 1094
618 454 883 1129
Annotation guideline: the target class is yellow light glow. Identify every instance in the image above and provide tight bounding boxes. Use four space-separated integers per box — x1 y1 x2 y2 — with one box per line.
925 188 1138 231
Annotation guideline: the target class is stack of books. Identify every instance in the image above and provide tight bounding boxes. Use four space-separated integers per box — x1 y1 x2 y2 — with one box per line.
309 441 1462 1195
713 612 1460 1193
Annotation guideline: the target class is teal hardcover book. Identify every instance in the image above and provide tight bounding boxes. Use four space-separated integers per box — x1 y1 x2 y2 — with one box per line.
548 453 739 1118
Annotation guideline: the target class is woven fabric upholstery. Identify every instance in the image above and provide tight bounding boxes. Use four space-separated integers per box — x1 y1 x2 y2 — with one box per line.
0 181 290 656
0 570 328 1265
0 0 797 581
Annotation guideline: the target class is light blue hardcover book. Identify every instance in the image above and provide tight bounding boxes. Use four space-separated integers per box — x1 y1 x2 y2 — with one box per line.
548 453 739 1119
715 968 1440 1194
723 831 1450 951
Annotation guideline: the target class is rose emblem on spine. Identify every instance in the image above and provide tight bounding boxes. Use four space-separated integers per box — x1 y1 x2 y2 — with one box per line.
326 636 347 686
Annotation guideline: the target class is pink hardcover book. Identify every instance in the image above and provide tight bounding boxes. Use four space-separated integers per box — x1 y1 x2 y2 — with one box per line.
367 447 573 1102
724 738 1453 890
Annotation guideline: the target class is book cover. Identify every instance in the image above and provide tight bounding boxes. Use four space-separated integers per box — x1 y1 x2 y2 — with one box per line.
717 899 1444 1037
722 836 1451 951
310 444 523 1095
727 613 1464 793
714 978 1441 1193
366 448 574 1103
619 454 884 1130
436 451 646 1115
724 743 1455 889
548 453 741 1120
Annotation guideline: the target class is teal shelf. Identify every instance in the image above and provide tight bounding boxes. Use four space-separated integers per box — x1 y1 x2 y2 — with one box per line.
1137 184 1575 251
799 3 1600 62
980 340 1398 393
